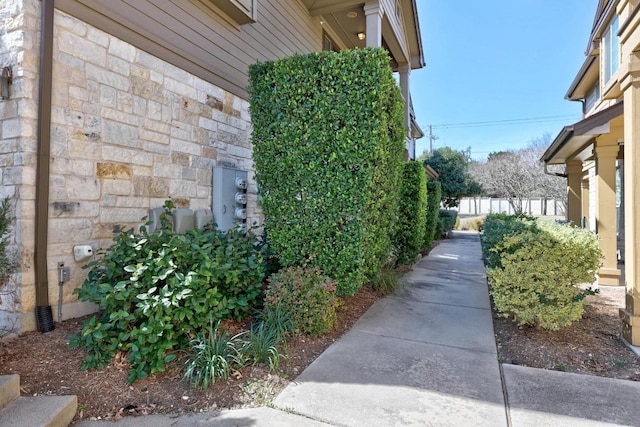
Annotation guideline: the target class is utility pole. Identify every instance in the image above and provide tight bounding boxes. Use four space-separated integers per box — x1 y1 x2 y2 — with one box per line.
428 125 438 156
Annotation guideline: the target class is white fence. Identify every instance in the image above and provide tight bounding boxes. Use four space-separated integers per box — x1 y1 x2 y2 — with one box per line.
453 197 566 217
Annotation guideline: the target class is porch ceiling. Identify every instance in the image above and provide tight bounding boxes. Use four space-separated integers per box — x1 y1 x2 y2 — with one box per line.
302 0 424 70
541 101 623 165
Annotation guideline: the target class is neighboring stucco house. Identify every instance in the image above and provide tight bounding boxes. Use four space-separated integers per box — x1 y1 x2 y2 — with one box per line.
541 0 640 344
0 0 425 334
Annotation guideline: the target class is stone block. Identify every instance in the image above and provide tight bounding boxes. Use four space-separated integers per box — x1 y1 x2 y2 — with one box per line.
170 138 202 156
133 176 169 197
87 27 109 47
103 145 153 166
139 129 169 145
96 162 132 179
2 118 21 139
102 180 132 196
170 180 197 198
142 142 170 157
108 38 136 62
164 77 197 100
100 85 117 108
130 76 164 103
171 152 190 167
103 120 139 148
108 55 130 76
86 63 129 91
49 218 92 243
198 116 218 132
116 90 134 113
182 167 196 181
153 162 181 179
55 11 87 36
114 197 148 208
58 30 105 65
66 176 101 200
100 207 147 223
227 144 252 159
68 139 102 160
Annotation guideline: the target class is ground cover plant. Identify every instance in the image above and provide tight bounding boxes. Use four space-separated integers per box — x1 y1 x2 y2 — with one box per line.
482 214 602 330
264 266 338 336
69 202 265 383
249 47 405 296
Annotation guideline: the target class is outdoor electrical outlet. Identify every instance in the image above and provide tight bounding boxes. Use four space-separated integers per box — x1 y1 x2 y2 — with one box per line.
58 262 70 283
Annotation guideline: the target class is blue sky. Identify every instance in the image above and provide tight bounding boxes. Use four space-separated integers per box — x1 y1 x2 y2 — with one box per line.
412 0 599 160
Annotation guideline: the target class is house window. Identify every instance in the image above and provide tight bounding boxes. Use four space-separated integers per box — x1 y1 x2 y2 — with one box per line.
323 31 339 52
585 80 600 113
603 15 620 83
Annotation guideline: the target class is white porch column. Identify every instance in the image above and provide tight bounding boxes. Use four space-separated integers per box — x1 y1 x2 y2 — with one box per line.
364 2 383 47
398 63 412 158
593 139 621 286
621 57 640 345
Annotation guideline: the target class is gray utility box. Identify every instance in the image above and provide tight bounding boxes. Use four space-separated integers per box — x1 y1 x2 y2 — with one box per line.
212 166 248 232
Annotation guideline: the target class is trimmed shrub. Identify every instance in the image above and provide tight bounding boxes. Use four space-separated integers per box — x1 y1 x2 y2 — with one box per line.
264 266 339 336
438 209 458 238
484 217 602 330
423 180 442 250
248 48 405 296
395 161 427 264
70 202 265 383
481 214 536 268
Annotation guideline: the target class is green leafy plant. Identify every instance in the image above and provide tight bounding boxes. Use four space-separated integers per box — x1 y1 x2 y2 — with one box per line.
249 48 405 296
265 266 339 336
484 216 602 330
69 201 265 383
395 161 427 265
0 197 17 286
183 320 246 390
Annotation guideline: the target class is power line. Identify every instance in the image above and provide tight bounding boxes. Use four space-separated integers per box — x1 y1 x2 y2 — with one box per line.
428 114 580 130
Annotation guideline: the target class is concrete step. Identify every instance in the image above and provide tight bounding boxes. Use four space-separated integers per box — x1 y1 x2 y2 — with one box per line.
0 375 20 411
0 375 77 427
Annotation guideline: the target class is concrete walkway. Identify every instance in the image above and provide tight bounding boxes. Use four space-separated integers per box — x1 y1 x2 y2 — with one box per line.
75 231 640 427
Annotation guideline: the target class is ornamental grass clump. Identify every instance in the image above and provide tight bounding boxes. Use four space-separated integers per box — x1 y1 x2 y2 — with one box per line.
265 266 339 336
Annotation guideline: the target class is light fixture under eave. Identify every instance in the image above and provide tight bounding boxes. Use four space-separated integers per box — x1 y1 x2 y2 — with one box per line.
357 32 366 41
347 11 358 18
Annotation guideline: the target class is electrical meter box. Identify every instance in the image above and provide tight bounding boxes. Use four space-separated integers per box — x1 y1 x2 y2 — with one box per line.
174 208 195 234
212 166 248 232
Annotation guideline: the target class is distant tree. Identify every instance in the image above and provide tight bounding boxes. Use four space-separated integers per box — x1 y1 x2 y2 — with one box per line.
468 134 567 214
424 147 481 208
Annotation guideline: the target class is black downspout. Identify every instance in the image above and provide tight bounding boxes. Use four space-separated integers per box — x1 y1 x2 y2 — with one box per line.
34 0 55 332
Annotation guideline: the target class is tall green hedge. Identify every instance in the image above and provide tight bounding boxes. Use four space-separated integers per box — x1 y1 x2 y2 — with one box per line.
396 161 427 264
248 48 405 295
423 179 441 251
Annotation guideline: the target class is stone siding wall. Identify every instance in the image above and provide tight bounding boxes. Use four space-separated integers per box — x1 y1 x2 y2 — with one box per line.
0 0 40 334
1 1 259 332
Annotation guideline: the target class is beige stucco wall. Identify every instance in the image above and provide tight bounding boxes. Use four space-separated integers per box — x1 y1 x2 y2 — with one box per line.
1 0 260 333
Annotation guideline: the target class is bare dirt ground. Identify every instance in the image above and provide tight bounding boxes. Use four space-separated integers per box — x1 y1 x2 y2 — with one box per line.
2 255 639 424
493 285 640 380
0 285 379 423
